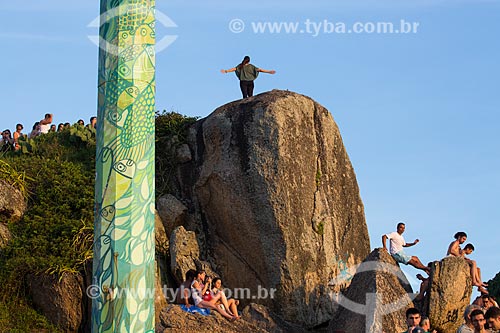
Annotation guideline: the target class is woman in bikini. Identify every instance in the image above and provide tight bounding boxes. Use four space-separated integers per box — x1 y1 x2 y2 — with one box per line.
190 270 237 321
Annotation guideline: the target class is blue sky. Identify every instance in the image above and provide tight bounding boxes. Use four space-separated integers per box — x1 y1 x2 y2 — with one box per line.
1 0 499 295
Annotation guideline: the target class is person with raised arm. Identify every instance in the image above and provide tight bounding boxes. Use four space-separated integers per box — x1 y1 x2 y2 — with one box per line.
221 55 276 98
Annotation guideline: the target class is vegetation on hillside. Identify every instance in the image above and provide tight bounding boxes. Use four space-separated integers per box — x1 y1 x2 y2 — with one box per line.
488 272 500 303
155 110 198 197
0 112 197 330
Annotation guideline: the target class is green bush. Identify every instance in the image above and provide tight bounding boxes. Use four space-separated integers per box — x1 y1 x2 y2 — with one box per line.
0 111 198 330
0 125 96 300
0 300 62 333
155 111 198 197
0 157 95 298
488 272 500 303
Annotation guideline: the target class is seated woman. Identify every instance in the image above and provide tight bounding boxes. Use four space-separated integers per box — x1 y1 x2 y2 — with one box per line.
190 270 237 321
211 277 240 318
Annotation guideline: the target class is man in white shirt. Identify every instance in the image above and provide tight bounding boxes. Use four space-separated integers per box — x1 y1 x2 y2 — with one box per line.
382 222 430 274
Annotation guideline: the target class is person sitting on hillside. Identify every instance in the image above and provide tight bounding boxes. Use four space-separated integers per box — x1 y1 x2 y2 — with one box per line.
13 123 24 150
88 116 97 130
1 129 14 152
39 113 53 134
176 269 196 307
50 124 56 132
190 270 237 321
57 123 64 132
458 304 482 333
211 277 240 318
382 222 430 274
29 122 41 139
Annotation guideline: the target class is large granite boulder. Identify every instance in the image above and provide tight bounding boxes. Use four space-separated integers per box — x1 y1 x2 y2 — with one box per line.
180 90 370 327
28 272 83 332
425 256 472 333
0 179 27 222
328 248 415 333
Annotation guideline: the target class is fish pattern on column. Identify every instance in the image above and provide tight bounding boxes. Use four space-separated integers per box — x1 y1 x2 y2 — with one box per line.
93 1 156 332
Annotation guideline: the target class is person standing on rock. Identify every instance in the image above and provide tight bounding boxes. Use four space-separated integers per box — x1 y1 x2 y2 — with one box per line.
382 222 430 274
220 55 276 98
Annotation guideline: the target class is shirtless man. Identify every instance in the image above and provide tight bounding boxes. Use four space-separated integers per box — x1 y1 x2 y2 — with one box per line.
447 232 487 293
447 231 468 256
382 222 430 274
39 113 53 134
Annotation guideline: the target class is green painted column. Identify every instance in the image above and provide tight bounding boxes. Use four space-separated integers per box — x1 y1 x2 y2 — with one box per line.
93 0 156 332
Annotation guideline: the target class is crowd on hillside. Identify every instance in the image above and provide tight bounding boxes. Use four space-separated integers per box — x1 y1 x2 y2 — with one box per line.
1 113 97 152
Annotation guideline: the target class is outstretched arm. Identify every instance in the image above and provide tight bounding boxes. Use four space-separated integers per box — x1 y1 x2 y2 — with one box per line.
404 239 419 247
221 67 236 74
40 114 53 125
258 68 276 74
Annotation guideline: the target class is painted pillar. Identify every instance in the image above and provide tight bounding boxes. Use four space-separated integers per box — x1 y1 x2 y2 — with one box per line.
93 0 156 332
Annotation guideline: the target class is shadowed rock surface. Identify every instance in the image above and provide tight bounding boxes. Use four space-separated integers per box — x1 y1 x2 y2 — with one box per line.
0 180 26 249
425 256 472 333
0 222 10 249
177 90 370 327
28 272 83 333
328 248 414 333
169 226 200 284
157 194 188 236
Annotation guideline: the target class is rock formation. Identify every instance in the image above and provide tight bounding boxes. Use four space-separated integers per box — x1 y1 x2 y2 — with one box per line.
155 211 169 322
0 222 11 249
328 248 415 333
425 256 473 333
0 179 26 248
176 90 370 327
0 179 26 222
157 194 188 236
155 303 306 333
28 272 84 332
169 226 200 284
